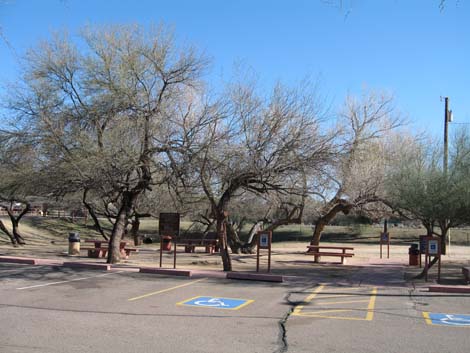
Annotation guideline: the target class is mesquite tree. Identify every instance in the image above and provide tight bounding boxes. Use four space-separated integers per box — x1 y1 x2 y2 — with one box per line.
386 129 470 257
0 132 39 245
309 92 403 250
4 24 208 263
175 81 335 271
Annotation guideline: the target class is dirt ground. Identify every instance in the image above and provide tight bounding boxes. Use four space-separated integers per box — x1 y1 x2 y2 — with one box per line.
1 238 469 285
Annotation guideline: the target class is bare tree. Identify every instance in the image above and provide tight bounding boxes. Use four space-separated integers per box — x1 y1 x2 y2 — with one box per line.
0 131 40 245
4 24 208 263
173 80 335 271
309 92 403 252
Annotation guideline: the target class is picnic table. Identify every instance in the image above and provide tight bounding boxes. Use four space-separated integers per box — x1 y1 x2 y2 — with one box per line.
82 239 138 259
306 245 355 264
176 232 219 253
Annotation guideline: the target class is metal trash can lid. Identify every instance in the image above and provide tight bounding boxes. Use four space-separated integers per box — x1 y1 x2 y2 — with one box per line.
68 232 80 242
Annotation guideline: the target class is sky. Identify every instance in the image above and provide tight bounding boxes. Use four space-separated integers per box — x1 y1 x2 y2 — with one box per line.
1 0 469 137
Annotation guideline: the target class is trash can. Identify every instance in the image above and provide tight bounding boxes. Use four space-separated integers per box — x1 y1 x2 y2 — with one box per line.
408 244 419 266
68 232 80 256
162 236 172 251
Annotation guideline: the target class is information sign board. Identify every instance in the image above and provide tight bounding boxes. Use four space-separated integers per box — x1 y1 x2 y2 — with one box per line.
159 213 180 236
381 232 389 242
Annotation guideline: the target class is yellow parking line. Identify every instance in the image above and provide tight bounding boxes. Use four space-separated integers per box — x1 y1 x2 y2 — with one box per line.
293 286 378 321
292 285 324 315
326 287 365 291
128 278 206 302
316 294 357 299
422 312 433 325
299 313 375 321
365 288 377 321
315 299 370 305
299 309 352 315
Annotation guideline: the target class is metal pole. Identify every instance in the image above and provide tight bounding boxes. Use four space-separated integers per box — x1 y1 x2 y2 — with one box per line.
443 97 450 256
267 233 272 273
444 97 449 173
159 237 163 268
173 240 177 269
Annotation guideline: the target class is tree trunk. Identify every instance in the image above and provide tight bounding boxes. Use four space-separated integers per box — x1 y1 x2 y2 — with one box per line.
7 204 29 245
311 219 327 247
309 201 352 263
82 189 108 240
439 223 448 256
107 191 134 264
10 217 24 245
0 220 18 246
226 221 261 254
216 215 232 271
131 215 141 246
414 256 439 279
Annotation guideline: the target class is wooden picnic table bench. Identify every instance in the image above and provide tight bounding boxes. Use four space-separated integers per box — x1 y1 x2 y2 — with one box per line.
306 245 355 264
82 240 139 259
176 232 219 253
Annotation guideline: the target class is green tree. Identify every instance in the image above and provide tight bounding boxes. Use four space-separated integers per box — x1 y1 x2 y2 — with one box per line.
386 129 470 256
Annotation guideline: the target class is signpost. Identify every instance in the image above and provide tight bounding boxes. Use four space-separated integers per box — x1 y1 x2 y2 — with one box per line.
380 232 390 259
419 235 427 267
379 220 390 259
423 236 442 282
256 230 272 273
158 213 180 269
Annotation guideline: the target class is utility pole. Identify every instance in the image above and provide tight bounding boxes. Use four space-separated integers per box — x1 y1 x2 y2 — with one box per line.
443 97 452 255
444 97 450 173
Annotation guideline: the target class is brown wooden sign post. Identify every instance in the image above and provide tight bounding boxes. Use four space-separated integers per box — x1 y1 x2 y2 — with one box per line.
256 231 272 273
424 236 442 282
380 232 391 259
158 213 180 269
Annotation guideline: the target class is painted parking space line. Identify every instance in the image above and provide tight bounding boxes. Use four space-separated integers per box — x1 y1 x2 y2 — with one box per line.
423 312 470 327
314 299 370 305
292 284 325 315
128 278 207 302
292 285 378 321
177 296 254 310
16 271 124 290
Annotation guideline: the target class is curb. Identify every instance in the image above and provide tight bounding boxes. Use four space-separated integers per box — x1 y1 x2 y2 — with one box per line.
139 267 192 277
227 272 283 282
62 262 111 271
0 256 36 265
428 285 470 294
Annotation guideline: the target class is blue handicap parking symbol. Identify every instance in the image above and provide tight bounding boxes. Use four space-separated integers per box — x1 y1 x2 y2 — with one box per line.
178 296 254 310
427 313 470 326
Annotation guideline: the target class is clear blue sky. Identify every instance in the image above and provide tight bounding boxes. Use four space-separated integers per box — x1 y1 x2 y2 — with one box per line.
1 0 469 136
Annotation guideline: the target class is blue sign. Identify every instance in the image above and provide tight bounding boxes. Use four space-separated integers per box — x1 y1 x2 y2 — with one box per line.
425 313 470 326
177 296 254 310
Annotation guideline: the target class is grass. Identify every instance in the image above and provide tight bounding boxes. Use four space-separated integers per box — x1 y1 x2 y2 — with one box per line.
1 215 470 247
270 224 470 246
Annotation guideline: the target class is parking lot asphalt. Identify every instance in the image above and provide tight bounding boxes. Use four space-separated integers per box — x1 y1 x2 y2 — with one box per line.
1 262 469 353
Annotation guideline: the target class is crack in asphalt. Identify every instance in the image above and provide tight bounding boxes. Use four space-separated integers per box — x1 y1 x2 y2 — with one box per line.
275 291 295 353
274 283 318 353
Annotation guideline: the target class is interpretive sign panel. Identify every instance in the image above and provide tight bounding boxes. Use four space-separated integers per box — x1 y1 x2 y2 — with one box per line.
159 213 180 236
